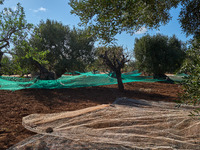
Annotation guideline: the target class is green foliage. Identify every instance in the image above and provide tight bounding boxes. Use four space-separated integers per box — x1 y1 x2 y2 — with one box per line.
177 0 200 116
1 55 21 75
0 3 33 52
30 19 70 69
134 34 186 78
124 60 137 72
29 19 95 76
69 0 180 42
13 39 49 75
179 38 200 114
0 3 33 75
1 55 13 75
67 27 96 71
179 0 200 37
92 46 124 72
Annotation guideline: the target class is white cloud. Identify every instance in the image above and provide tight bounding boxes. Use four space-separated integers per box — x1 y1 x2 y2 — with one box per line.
135 26 147 34
33 7 47 13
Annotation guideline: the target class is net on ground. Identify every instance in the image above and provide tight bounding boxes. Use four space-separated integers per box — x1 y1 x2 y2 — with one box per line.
0 71 165 91
0 71 186 91
9 98 200 150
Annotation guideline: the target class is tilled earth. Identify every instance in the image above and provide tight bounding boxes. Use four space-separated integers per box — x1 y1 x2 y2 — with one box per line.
0 82 181 149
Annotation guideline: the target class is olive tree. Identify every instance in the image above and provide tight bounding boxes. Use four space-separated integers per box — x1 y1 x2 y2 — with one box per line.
13 38 52 79
96 46 129 92
29 19 96 77
134 34 186 78
0 3 32 75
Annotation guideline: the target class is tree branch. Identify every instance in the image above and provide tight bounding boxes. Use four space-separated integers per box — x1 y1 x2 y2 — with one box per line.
100 51 116 71
0 40 9 50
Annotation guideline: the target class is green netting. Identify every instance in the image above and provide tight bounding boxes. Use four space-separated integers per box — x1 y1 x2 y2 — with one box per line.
0 71 180 91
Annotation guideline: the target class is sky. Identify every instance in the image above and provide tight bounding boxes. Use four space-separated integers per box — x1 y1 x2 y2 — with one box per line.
0 0 192 52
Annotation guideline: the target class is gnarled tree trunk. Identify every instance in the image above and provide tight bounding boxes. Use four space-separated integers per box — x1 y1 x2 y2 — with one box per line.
30 58 56 80
100 51 128 92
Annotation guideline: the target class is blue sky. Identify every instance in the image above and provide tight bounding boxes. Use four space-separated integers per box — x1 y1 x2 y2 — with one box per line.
0 0 192 52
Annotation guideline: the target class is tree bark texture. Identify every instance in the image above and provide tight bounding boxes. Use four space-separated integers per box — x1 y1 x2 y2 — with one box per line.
100 51 128 92
116 69 124 92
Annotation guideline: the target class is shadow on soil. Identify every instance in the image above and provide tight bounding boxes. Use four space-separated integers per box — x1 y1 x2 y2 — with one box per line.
19 83 175 108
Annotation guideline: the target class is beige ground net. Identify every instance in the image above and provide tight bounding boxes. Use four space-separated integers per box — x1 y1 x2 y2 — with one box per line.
9 98 200 150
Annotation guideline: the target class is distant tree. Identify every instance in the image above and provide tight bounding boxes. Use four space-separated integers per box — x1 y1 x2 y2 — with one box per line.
0 55 23 75
13 39 51 79
168 35 187 73
0 3 32 75
98 46 129 92
1 55 13 75
69 0 180 42
124 60 137 72
30 19 95 77
28 20 70 77
134 34 186 78
93 46 124 72
67 27 96 72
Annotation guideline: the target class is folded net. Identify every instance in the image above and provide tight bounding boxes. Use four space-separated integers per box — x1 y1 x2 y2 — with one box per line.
9 98 200 150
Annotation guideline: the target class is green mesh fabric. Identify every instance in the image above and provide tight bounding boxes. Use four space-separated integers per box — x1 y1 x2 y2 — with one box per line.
0 71 179 91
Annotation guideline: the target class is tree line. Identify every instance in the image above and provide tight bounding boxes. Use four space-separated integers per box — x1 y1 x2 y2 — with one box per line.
0 16 186 81
0 3 187 79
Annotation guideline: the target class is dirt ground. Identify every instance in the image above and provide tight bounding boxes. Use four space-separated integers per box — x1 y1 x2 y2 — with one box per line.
0 82 181 150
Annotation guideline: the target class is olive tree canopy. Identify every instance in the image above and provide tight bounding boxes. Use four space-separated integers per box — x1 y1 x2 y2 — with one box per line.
179 0 200 37
69 0 180 42
134 34 186 78
29 19 96 77
0 3 32 75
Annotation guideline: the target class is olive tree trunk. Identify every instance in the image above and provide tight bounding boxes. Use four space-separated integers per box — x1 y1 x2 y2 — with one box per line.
30 58 56 80
116 69 124 92
100 51 128 92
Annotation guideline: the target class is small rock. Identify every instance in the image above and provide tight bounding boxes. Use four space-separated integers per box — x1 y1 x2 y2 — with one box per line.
45 127 53 133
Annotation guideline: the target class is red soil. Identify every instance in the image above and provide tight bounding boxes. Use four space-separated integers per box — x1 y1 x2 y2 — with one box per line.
0 82 181 149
